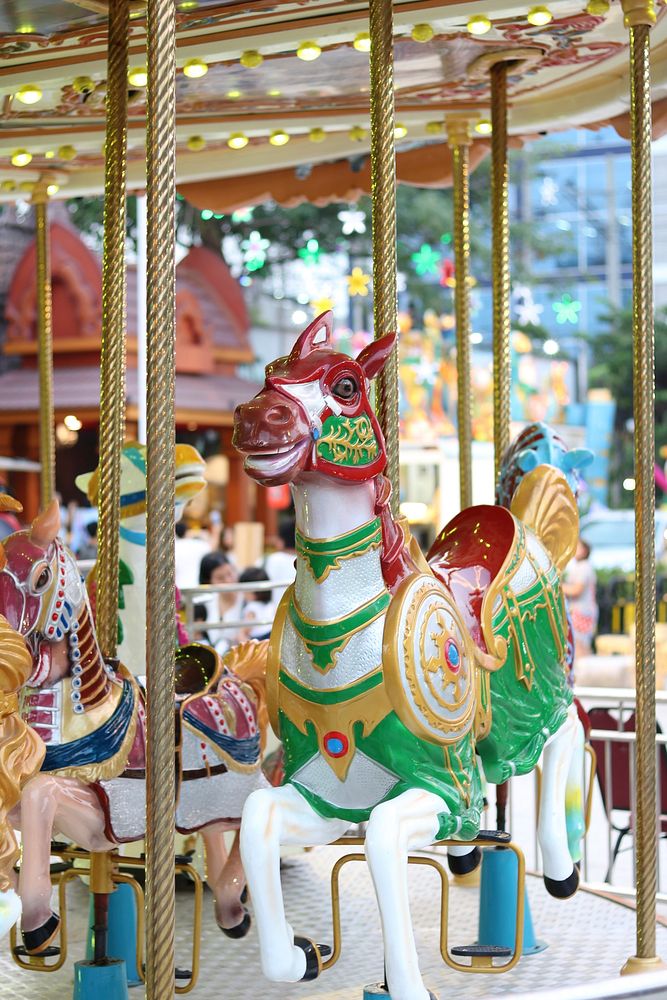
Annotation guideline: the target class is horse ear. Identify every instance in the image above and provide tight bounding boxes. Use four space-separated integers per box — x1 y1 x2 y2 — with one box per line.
75 469 98 504
516 450 539 473
0 494 22 515
290 311 334 359
356 333 396 380
562 448 595 472
30 499 61 548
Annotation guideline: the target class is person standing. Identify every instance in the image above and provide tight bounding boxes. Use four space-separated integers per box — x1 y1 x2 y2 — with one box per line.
562 537 598 658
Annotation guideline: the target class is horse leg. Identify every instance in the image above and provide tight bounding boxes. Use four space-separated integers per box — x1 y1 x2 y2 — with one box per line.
240 784 348 982
201 824 250 936
365 788 448 1000
565 712 586 866
538 704 580 898
447 842 481 877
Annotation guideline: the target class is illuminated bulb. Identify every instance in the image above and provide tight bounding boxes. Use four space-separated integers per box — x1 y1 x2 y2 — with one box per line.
58 145 76 160
11 149 32 167
527 5 553 24
226 89 242 99
470 332 483 345
44 150 55 159
72 76 95 95
128 66 148 87
228 132 248 149
586 0 610 12
467 14 492 34
353 32 371 52
297 41 322 61
178 1 198 9
267 89 282 97
411 23 434 42
46 183 59 196
0 180 16 192
15 84 42 105
16 24 35 33
623 477 636 491
349 125 367 142
394 123 408 139
543 338 559 355
475 119 493 135
64 414 82 431
240 50 263 68
309 127 326 142
187 135 206 151
183 58 208 78
269 130 289 146
426 121 444 135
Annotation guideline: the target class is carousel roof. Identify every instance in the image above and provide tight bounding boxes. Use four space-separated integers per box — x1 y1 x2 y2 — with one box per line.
0 0 665 201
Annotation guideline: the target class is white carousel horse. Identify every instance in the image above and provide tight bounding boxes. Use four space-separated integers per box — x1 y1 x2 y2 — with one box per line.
0 501 268 951
232 312 586 1000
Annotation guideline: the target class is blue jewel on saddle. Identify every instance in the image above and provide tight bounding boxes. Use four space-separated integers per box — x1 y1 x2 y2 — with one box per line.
445 638 460 672
323 731 348 759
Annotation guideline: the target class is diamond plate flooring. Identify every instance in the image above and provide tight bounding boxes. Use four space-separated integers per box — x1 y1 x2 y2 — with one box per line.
2 845 667 999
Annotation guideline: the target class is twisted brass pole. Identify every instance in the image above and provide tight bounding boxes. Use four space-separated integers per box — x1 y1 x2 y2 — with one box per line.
448 119 473 510
619 0 664 975
145 0 177 992
490 63 511 481
369 0 399 515
33 186 54 509
96 0 129 661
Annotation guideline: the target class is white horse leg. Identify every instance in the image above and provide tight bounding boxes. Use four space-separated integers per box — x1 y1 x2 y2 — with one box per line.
565 712 586 865
538 704 580 897
240 784 349 982
365 789 447 1000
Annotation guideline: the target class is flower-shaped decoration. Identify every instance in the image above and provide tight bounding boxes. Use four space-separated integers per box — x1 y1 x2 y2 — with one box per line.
347 267 371 297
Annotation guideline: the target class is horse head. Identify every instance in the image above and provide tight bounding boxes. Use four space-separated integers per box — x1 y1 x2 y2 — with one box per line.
76 441 207 531
495 422 593 510
0 501 86 687
233 311 395 487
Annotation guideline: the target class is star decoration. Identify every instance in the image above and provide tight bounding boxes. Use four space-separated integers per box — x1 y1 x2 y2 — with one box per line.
338 208 367 235
347 267 371 297
540 176 559 207
311 296 335 314
413 359 438 386
241 230 270 271
411 244 441 276
513 285 544 326
232 206 254 223
552 293 581 325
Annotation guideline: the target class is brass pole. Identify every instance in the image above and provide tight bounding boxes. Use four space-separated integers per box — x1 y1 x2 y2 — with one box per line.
448 119 473 510
96 0 129 661
32 185 55 509
145 0 177 993
369 0 399 515
490 63 511 481
619 0 664 975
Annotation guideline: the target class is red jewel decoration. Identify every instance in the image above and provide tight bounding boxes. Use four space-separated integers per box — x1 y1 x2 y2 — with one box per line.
323 731 349 758
58 590 64 598
52 613 58 621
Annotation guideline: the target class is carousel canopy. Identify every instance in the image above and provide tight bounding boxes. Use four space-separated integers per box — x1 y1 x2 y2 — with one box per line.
0 0 665 202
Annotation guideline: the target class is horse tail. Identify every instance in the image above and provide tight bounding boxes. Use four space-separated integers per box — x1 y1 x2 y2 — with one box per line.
0 616 46 891
221 640 270 752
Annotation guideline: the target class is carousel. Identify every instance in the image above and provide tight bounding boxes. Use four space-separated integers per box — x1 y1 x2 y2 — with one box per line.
0 1 664 999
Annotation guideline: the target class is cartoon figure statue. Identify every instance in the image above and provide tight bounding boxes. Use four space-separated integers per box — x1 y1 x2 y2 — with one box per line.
232 313 585 1000
76 442 207 675
0 501 268 949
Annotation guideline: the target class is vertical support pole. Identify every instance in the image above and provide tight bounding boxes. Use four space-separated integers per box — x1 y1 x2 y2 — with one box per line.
97 0 129 661
490 62 511 481
145 0 177 993
620 0 664 976
136 193 148 445
369 0 399 515
448 119 473 510
32 185 54 509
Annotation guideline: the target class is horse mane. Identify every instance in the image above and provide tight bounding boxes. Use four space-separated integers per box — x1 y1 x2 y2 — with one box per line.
221 640 269 752
374 474 424 593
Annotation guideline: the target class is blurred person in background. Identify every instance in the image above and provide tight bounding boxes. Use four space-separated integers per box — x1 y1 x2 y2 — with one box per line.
76 520 98 561
237 566 274 642
175 519 212 591
263 519 296 603
562 537 598 658
197 551 241 655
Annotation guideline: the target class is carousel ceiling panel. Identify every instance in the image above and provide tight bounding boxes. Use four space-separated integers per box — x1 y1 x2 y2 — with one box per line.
0 0 665 199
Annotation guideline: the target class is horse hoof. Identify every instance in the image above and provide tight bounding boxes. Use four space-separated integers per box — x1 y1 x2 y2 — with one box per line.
544 866 580 899
22 913 60 955
219 911 251 939
447 846 482 877
294 936 330 981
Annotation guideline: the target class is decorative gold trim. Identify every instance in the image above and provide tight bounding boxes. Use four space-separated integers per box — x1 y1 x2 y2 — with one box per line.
266 586 291 735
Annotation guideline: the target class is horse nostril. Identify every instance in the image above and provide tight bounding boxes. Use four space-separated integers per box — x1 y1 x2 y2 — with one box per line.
266 404 292 426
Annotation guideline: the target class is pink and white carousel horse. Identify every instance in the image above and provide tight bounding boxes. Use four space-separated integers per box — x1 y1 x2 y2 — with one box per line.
232 312 586 1000
0 500 268 951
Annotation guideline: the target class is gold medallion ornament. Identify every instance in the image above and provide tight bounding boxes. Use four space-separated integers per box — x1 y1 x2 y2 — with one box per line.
383 574 476 745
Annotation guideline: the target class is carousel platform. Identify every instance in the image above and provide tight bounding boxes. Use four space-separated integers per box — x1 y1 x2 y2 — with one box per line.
2 844 667 1000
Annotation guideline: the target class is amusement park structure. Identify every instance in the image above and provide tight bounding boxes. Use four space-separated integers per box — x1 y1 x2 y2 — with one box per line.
0 0 664 999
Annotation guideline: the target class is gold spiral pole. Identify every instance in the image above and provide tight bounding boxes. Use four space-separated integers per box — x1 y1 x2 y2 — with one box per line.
96 0 129 661
369 0 399 515
619 0 664 975
490 62 511 481
145 0 177 993
32 184 55 509
448 119 473 510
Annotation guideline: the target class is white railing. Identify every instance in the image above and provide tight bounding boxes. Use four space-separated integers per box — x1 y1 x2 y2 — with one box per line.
179 579 290 635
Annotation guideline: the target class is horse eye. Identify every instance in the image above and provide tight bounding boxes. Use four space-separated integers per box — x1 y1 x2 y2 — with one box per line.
32 566 51 594
332 377 358 401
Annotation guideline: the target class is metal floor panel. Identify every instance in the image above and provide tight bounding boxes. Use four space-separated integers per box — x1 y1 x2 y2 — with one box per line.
3 845 667 999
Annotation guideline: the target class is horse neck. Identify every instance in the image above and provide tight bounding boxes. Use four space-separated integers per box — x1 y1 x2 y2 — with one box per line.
67 594 114 708
291 474 386 621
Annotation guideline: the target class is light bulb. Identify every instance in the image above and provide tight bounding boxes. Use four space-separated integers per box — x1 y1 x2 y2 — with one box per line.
183 58 208 78
72 76 95 95
226 90 242 99
309 128 326 142
426 121 444 135
475 119 493 135
187 135 206 151
297 41 322 61
46 183 59 196
128 66 148 87
11 149 32 167
269 130 289 146
228 132 248 149
240 50 263 68
467 15 492 34
527 5 553 25
15 84 42 105
58 145 76 160
349 125 367 142
411 23 434 42
353 32 371 52
394 123 408 139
